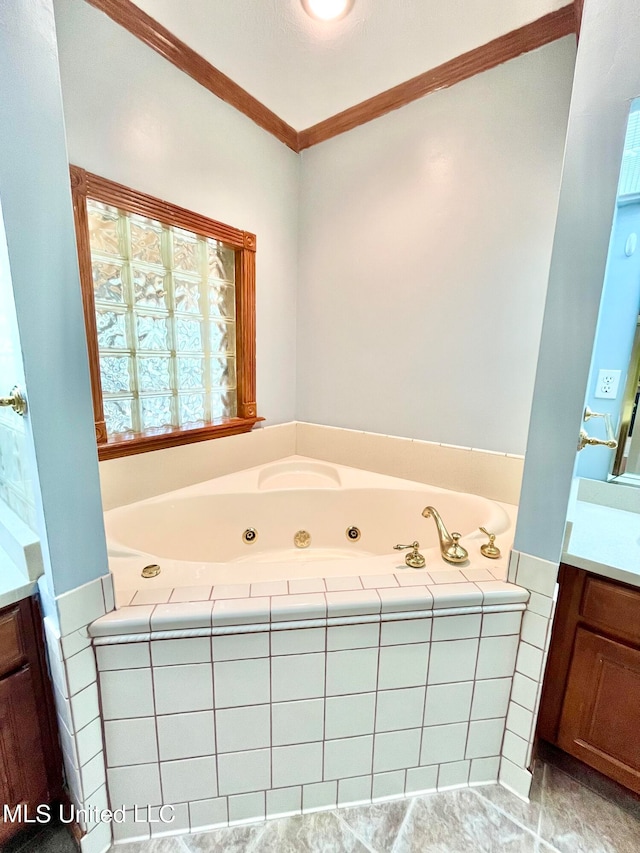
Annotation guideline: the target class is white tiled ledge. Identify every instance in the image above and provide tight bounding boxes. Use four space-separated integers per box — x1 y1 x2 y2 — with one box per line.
89 576 529 639
118 563 511 609
92 602 527 645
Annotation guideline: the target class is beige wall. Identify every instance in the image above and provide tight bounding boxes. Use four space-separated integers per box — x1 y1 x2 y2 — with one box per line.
296 38 576 455
53 0 300 429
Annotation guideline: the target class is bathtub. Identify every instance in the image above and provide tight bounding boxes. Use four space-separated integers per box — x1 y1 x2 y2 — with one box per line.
92 456 527 841
104 456 516 604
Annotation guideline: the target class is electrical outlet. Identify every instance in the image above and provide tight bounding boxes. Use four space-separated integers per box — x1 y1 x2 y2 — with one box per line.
595 369 622 399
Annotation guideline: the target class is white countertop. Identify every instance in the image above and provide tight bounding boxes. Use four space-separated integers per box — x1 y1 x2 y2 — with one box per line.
0 545 36 609
563 479 640 588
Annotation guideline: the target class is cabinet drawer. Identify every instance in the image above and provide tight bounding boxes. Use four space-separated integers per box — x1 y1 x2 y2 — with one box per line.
0 607 27 679
581 576 640 645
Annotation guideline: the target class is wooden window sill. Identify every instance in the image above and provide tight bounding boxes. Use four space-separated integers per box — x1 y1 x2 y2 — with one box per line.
97 417 263 460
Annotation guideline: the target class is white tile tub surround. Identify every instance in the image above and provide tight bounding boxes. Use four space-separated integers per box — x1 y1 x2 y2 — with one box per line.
99 422 522 515
295 423 524 506
99 422 298 511
91 579 528 843
42 573 115 853
499 549 559 800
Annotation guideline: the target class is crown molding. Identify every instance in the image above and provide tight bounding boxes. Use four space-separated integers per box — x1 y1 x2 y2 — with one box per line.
84 0 300 151
297 5 576 149
574 0 584 40
85 0 577 154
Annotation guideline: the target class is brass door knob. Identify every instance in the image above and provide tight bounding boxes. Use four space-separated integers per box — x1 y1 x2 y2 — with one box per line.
577 429 617 451
577 407 618 451
0 386 27 416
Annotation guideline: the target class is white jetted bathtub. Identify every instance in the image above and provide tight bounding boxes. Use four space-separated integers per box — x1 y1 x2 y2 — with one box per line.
92 456 526 840
105 456 516 603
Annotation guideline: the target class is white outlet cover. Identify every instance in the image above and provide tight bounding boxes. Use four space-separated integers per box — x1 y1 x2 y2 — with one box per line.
595 368 622 399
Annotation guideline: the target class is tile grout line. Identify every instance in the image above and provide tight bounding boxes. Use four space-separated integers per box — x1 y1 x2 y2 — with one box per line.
463 602 484 777
321 620 329 790
177 833 194 853
369 618 382 800
459 789 538 853
536 759 548 840
470 784 544 846
498 603 529 782
415 615 433 786
210 631 222 829
242 817 270 853
267 628 275 808
148 642 165 839
390 794 418 853
334 809 380 853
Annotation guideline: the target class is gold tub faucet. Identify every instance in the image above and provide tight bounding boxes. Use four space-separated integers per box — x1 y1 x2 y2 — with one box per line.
421 506 469 564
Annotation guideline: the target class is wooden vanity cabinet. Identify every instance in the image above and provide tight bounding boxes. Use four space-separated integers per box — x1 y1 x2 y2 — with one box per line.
0 597 63 845
538 564 640 794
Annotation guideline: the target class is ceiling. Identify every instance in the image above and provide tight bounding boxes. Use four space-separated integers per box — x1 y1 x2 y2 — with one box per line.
131 0 568 130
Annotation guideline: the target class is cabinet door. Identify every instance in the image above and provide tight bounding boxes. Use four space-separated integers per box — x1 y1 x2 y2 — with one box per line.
0 667 50 844
558 627 640 793
0 606 27 678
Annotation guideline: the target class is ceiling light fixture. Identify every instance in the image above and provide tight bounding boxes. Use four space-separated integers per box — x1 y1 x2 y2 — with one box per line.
301 0 355 22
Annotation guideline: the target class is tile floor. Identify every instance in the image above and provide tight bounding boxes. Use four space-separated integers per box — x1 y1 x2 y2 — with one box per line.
112 758 640 853
5 759 640 853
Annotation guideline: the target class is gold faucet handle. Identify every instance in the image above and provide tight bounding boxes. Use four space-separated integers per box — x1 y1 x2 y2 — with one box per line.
479 527 501 559
393 541 426 569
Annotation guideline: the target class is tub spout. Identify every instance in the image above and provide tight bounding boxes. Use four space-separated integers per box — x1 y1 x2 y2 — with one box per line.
421 506 469 564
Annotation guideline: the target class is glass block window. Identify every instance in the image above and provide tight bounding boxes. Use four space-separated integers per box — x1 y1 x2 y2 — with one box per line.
87 200 238 438
72 167 256 459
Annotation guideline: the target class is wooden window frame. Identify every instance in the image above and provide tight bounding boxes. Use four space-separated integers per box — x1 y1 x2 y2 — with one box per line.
70 166 260 460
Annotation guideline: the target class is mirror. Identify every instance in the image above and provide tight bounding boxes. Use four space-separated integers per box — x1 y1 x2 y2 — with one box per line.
579 99 640 485
611 98 640 481
612 316 640 481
